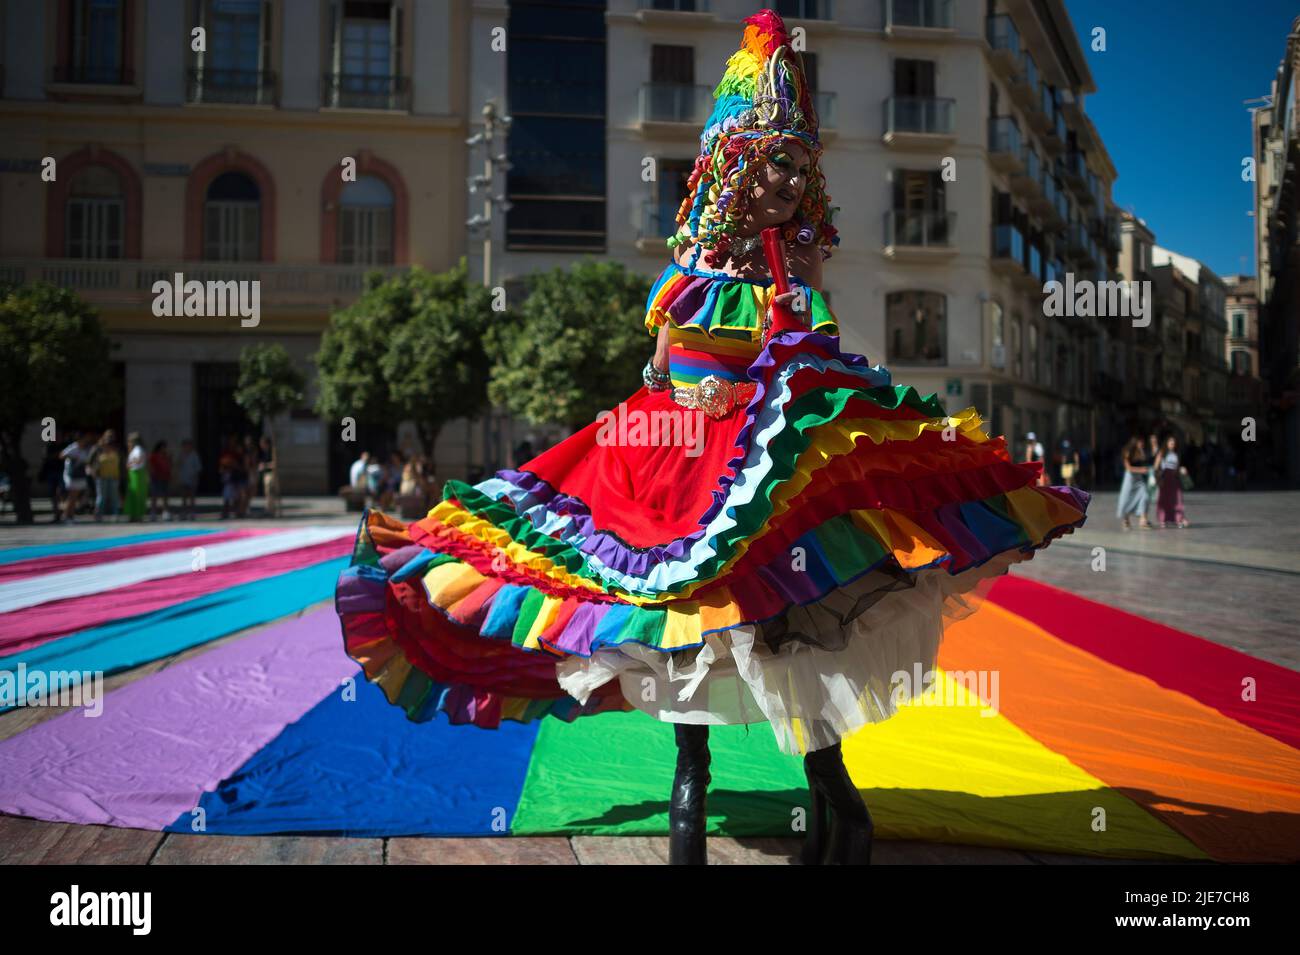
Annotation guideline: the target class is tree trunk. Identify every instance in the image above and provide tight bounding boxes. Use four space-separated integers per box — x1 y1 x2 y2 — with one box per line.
418 421 441 477
0 428 35 525
266 417 279 517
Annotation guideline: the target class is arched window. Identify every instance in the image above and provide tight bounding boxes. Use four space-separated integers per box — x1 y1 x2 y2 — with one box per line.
338 175 394 265
204 171 260 261
885 291 946 364
66 165 124 259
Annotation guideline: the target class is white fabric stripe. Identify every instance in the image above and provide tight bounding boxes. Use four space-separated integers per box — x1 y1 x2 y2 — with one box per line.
0 527 348 613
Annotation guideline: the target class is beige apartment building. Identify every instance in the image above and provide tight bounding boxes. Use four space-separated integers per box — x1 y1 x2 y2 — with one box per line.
582 0 1124 468
1 0 476 493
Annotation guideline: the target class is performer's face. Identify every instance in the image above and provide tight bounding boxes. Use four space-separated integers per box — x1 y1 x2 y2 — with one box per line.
748 140 810 228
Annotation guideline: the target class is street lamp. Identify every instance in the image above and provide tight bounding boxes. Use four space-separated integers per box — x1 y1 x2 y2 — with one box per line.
467 101 512 288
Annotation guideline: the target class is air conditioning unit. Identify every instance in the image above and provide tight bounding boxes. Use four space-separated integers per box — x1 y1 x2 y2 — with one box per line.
991 344 1006 368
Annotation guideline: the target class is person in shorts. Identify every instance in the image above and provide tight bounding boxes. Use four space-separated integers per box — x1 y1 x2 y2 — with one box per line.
59 432 94 522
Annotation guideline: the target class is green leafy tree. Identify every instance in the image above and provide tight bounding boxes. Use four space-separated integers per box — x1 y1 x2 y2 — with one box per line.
314 259 493 473
486 261 651 429
233 342 306 510
0 283 111 524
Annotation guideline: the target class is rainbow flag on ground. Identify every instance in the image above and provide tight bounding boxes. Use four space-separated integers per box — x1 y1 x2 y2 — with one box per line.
0 529 1295 861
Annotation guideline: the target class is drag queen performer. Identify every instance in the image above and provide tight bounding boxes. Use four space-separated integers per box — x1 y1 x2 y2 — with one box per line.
334 9 1091 865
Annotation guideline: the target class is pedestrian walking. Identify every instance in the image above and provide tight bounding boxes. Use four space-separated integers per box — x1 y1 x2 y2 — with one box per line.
1142 432 1160 526
257 435 279 517
1154 435 1191 528
123 432 149 522
1116 435 1153 530
58 431 94 523
1056 438 1080 488
1023 431 1049 486
89 430 122 522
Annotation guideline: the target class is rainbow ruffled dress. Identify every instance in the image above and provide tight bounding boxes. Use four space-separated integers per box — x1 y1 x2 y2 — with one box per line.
334 260 1091 755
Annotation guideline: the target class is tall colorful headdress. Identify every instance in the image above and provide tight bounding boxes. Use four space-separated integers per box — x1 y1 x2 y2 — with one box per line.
669 8 839 268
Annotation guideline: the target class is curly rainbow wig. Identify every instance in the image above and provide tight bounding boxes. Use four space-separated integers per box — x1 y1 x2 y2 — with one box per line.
668 8 840 269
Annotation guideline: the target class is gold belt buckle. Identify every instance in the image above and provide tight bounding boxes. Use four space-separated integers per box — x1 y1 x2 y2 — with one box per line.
671 375 752 419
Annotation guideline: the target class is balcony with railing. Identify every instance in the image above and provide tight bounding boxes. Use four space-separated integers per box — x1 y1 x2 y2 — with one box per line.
51 64 135 87
1026 242 1044 288
637 83 712 131
1010 51 1039 110
322 73 411 110
884 0 954 36
1049 107 1068 149
1066 222 1095 264
986 14 1021 76
991 223 1025 275
186 68 276 106
1106 214 1121 251
988 116 1024 173
883 210 956 260
634 199 682 252
883 96 956 147
777 0 834 19
636 0 711 12
1053 183 1069 224
1030 169 1057 219
1060 150 1089 193
1089 172 1104 208
1011 145 1042 197
0 259 407 310
1044 257 1065 286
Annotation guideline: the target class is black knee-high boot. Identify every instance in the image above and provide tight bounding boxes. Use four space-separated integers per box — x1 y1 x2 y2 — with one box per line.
668 723 711 865
802 741 873 865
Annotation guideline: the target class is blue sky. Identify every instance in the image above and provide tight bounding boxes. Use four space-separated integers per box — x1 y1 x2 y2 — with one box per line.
1064 0 1296 278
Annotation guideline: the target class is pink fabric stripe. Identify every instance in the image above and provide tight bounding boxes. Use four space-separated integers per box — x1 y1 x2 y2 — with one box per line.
0 607 355 830
0 529 268 582
0 536 352 654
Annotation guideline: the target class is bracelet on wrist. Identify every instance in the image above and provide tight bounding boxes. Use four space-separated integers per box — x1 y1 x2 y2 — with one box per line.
643 357 671 390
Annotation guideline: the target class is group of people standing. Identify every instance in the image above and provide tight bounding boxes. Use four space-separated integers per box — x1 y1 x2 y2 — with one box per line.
43 430 277 523
217 434 278 519
1021 432 1084 488
348 449 439 513
1116 433 1192 530
48 430 201 523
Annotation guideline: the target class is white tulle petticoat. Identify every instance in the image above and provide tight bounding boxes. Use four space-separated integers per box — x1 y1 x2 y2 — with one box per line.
556 549 1024 755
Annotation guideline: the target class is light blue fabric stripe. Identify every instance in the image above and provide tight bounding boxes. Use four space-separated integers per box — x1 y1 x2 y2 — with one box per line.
0 529 217 565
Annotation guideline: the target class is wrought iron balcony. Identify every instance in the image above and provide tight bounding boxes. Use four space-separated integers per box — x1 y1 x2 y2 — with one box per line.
322 72 411 111
51 64 134 85
187 68 276 106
